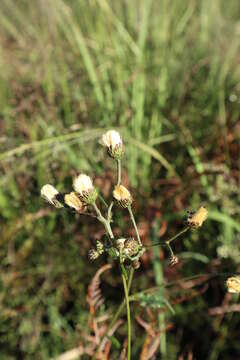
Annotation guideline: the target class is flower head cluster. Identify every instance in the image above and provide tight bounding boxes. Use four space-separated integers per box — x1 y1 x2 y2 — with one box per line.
41 174 97 210
101 130 123 160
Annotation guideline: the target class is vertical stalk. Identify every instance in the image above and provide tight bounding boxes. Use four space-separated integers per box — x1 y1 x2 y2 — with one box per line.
97 267 135 353
121 264 131 360
128 205 142 246
117 159 121 185
152 221 166 358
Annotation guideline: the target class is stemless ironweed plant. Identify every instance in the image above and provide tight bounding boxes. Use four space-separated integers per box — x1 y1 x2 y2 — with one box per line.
41 130 208 359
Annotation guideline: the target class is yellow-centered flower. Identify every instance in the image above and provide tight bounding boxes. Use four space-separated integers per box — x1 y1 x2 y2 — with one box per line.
113 185 132 208
64 192 84 212
187 206 208 228
226 276 240 293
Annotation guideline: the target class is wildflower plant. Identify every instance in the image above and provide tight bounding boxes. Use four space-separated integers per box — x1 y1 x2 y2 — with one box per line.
40 130 208 359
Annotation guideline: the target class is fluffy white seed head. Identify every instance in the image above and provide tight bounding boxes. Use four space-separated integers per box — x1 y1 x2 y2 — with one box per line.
102 130 122 148
73 174 97 204
41 184 63 208
101 130 123 159
73 174 93 196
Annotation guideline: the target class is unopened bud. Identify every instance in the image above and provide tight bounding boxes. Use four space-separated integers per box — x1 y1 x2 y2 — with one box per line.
226 276 240 293
101 130 123 160
88 249 99 261
169 255 179 267
73 174 98 204
113 185 132 208
116 238 126 251
132 260 141 269
41 184 63 208
64 192 84 212
96 241 104 254
124 238 139 257
187 206 208 228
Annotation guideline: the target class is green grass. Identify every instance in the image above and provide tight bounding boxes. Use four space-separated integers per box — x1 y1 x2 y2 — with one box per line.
0 0 240 358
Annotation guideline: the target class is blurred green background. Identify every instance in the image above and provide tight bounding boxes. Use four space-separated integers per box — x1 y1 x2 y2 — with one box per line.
0 0 240 359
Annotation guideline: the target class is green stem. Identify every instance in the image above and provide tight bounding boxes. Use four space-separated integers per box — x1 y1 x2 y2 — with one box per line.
97 267 135 353
117 159 121 185
145 226 189 248
167 226 189 244
128 267 134 291
98 193 108 208
107 201 114 223
166 242 174 257
128 205 142 247
121 264 131 360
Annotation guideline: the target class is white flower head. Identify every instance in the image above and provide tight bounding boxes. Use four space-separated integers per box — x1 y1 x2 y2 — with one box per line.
41 184 63 208
64 192 84 212
102 130 122 148
73 174 97 204
101 130 123 159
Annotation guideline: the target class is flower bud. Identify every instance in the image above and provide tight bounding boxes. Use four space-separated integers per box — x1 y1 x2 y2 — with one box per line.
113 185 132 208
124 238 139 257
41 184 64 208
96 241 104 255
226 276 240 293
73 174 98 204
132 260 141 269
64 192 84 212
187 206 208 228
101 130 123 159
169 255 179 267
88 249 99 261
116 238 126 251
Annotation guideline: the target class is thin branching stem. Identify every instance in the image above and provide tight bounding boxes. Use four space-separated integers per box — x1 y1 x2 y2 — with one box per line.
129 271 240 301
145 226 189 248
128 205 142 246
107 201 114 223
98 193 108 208
92 202 114 239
